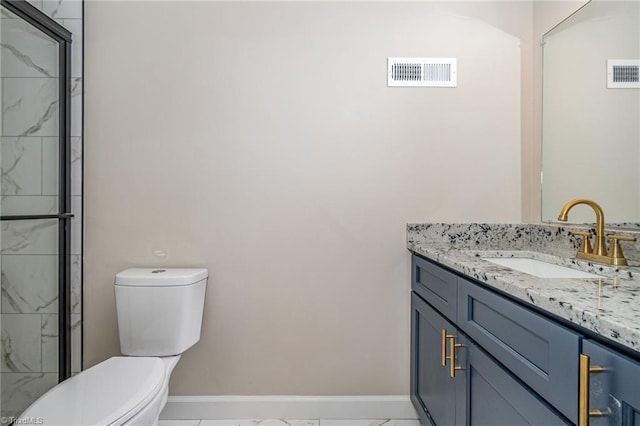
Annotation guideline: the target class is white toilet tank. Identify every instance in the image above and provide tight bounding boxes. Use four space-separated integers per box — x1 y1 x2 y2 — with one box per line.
115 268 208 356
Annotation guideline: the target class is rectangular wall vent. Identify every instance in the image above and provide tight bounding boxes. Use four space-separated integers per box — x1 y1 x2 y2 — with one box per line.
607 60 640 88
388 57 457 87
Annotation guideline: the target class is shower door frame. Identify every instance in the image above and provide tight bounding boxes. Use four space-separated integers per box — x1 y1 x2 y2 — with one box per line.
0 0 73 381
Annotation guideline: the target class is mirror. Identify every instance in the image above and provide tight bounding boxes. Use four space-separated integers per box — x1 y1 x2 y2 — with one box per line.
541 0 640 227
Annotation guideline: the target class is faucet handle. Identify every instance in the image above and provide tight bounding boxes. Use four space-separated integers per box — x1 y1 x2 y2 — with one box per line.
570 231 593 254
607 235 637 266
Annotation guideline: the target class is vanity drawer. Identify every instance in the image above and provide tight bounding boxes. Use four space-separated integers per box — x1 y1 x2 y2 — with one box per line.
456 278 580 423
411 255 457 321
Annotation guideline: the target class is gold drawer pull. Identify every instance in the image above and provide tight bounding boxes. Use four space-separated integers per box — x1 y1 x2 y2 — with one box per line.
445 334 466 378
579 354 609 426
441 328 454 367
441 329 447 366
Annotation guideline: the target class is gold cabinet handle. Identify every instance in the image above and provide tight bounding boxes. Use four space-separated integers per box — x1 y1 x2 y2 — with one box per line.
579 354 609 426
441 328 454 367
445 334 466 378
441 329 447 367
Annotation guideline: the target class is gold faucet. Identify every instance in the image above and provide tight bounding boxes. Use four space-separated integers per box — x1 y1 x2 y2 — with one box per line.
558 199 607 257
557 198 636 266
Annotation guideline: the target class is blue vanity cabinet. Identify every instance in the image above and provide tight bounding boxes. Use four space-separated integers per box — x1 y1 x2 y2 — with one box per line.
582 340 640 426
410 255 570 425
410 253 640 425
411 255 573 425
411 293 466 425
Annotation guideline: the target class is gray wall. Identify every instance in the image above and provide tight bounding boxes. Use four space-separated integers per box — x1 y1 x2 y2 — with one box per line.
85 1 528 395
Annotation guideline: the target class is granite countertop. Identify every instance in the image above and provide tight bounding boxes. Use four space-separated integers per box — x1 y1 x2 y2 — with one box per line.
407 223 640 354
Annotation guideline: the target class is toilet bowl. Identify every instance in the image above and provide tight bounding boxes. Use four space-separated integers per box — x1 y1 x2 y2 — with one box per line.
20 356 179 425
18 268 207 425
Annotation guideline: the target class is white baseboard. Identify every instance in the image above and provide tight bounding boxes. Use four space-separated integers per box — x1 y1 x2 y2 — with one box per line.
160 395 418 420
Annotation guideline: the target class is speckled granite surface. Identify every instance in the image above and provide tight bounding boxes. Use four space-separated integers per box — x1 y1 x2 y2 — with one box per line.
407 223 640 353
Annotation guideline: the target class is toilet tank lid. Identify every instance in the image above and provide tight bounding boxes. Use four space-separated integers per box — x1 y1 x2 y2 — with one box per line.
115 268 208 286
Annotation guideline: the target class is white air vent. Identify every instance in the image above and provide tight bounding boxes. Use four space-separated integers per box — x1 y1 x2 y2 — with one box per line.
388 57 457 87
607 60 640 88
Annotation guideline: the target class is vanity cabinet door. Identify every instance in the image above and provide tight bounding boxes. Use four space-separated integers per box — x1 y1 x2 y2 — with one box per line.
411 293 466 426
457 277 580 423
582 340 640 426
466 342 570 426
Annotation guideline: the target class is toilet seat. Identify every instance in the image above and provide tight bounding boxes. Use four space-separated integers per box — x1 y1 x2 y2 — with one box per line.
20 357 165 426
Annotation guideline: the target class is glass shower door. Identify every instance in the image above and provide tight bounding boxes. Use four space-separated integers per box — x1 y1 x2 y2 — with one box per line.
0 0 72 419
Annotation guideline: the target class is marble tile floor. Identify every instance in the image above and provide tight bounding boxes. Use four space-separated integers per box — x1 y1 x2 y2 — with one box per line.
159 420 420 426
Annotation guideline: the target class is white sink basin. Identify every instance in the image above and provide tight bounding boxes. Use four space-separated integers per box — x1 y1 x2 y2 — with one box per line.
482 257 602 279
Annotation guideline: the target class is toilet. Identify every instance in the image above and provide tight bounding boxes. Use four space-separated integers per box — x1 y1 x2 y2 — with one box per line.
19 268 208 425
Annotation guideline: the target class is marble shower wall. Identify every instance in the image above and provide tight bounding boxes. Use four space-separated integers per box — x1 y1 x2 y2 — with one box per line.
1 0 82 418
